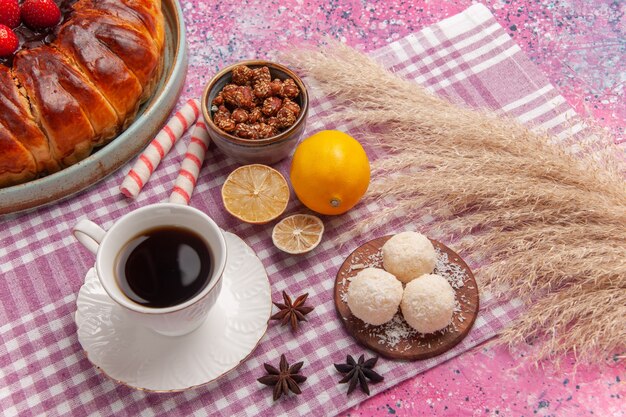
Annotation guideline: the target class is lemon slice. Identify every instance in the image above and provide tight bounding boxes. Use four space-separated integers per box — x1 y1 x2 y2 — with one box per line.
272 214 324 254
221 164 290 224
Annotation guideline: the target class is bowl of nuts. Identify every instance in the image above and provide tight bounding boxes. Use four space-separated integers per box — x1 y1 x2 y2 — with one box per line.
201 60 309 165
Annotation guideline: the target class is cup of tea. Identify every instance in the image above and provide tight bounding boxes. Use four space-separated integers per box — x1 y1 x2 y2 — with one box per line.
72 203 227 336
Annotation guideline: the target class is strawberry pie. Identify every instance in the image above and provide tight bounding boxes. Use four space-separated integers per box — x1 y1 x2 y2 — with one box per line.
0 0 165 187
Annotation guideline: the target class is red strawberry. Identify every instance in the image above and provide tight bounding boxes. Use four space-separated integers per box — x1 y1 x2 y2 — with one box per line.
21 0 61 30
0 24 18 57
0 0 20 28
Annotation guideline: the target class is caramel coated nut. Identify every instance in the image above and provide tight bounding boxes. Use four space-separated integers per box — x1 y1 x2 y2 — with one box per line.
257 123 278 138
281 98 301 118
262 97 282 117
214 106 236 133
282 79 299 99
231 108 249 123
270 79 284 96
235 123 261 139
275 108 296 129
212 92 224 106
232 65 253 85
248 107 264 124
254 81 272 99
252 67 271 85
212 64 301 139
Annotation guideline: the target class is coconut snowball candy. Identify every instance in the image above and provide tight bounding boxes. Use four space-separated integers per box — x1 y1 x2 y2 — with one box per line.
347 268 403 326
401 274 455 334
382 231 437 284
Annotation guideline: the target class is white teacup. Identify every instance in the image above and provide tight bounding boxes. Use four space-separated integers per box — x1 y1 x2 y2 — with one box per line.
73 203 227 337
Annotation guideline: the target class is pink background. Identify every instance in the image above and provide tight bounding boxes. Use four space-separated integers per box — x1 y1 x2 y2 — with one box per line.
181 1 625 416
180 1 625 416
0 1 623 415
180 1 625 415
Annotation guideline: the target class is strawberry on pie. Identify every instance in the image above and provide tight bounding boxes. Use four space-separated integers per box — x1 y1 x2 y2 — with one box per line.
0 24 18 56
21 0 61 30
0 0 20 28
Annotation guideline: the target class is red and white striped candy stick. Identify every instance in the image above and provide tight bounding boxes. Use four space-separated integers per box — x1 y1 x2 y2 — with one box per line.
120 98 201 198
169 119 211 205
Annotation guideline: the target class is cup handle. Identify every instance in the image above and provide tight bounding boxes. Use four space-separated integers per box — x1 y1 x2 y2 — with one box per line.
72 219 106 254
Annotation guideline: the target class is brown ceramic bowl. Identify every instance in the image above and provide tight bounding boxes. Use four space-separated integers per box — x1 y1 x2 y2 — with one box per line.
201 60 309 165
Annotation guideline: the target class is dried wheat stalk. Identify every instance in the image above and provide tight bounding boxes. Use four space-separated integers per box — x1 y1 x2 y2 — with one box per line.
284 42 626 362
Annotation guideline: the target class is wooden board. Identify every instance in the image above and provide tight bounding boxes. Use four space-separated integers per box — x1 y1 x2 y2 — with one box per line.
334 235 479 360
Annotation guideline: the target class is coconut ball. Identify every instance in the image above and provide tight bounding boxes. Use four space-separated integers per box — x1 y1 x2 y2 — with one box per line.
401 274 455 334
347 267 403 326
382 231 437 283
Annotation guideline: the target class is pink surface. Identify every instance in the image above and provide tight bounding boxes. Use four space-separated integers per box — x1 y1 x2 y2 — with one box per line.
342 346 625 417
179 1 625 416
0 1 622 416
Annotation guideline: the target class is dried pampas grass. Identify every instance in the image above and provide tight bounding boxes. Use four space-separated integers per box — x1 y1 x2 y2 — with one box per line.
284 42 626 362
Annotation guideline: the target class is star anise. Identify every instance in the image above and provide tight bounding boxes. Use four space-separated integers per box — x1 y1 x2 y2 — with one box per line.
334 354 384 395
257 354 307 401
270 291 314 332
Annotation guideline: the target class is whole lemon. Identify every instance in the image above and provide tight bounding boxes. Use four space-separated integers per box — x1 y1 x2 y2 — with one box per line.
290 130 370 215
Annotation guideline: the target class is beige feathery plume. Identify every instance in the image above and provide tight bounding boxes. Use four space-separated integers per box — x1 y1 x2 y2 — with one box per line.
284 41 626 362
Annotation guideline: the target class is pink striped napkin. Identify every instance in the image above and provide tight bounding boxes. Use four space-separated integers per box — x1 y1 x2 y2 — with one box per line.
0 4 592 416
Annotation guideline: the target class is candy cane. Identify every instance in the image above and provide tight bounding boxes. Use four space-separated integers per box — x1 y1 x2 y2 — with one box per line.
169 119 211 205
120 98 201 198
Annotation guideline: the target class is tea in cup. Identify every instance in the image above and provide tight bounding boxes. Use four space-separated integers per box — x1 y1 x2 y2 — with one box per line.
73 203 227 336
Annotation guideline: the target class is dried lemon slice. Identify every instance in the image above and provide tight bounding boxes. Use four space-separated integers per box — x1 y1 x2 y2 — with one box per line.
221 164 290 224
272 214 324 254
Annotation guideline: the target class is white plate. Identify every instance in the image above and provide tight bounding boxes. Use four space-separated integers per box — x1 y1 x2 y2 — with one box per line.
75 231 271 392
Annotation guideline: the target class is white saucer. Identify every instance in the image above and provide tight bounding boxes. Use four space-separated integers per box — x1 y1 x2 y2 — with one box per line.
75 231 271 392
